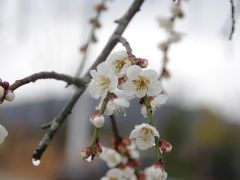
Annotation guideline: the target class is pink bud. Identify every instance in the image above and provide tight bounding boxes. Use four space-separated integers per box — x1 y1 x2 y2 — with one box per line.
159 140 172 153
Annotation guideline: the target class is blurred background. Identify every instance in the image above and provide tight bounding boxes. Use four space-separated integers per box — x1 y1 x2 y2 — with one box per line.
0 0 240 179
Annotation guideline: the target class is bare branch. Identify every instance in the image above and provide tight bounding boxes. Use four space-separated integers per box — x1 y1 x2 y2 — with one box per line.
229 0 236 40
33 0 145 162
32 87 85 161
9 71 85 91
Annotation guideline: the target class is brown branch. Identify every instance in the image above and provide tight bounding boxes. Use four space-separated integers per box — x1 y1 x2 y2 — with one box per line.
33 0 145 162
9 71 85 91
229 0 235 40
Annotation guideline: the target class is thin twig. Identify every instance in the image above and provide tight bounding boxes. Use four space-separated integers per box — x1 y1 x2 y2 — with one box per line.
9 71 85 91
33 0 145 161
229 0 235 40
116 35 133 55
75 0 108 77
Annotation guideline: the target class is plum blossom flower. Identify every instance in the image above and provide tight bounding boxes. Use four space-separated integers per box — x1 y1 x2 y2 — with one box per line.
106 50 132 78
0 124 8 144
123 65 163 98
144 163 167 180
100 147 122 168
129 123 159 150
141 93 168 117
104 97 129 116
89 62 118 99
100 168 124 180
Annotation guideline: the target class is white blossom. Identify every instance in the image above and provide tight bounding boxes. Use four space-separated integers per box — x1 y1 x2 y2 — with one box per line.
145 165 167 180
101 168 124 180
90 113 105 128
104 97 129 116
89 62 118 99
129 123 159 150
0 124 8 144
141 93 168 117
106 50 132 78
123 65 163 98
100 147 122 168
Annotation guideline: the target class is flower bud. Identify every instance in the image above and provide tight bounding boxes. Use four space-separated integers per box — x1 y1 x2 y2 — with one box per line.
90 112 105 128
81 147 92 160
5 90 15 102
137 58 148 68
2 81 9 90
159 140 172 153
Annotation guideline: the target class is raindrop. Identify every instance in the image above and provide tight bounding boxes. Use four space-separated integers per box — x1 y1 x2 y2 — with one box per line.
32 158 41 166
123 109 127 117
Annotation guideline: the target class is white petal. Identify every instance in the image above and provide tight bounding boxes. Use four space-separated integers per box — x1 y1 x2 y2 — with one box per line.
108 75 118 91
151 94 168 107
89 81 102 99
129 128 140 139
123 81 136 96
104 102 115 116
97 62 113 75
90 70 97 79
147 80 163 97
140 106 147 118
135 137 153 150
135 88 147 98
113 98 129 108
126 65 142 80
142 69 158 81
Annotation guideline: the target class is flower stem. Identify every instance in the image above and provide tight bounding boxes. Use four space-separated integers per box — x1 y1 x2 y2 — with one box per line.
90 127 100 147
143 95 164 165
90 91 110 148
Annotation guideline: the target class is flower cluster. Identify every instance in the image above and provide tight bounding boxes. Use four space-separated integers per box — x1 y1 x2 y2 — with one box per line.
0 80 15 104
83 48 172 178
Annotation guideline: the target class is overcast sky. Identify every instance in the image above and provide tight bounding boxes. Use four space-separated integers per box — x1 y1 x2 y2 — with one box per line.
0 0 240 121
